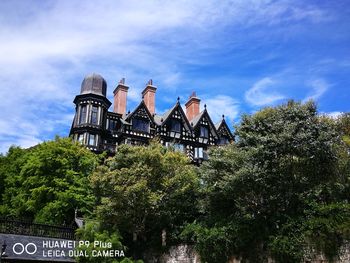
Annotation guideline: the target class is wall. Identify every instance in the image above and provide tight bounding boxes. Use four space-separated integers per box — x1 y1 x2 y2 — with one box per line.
147 243 350 263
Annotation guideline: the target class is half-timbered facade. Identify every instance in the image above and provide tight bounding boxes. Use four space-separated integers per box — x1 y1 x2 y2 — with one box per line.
70 73 234 163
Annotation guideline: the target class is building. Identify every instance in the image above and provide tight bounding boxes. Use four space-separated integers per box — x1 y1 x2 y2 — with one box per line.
69 73 234 163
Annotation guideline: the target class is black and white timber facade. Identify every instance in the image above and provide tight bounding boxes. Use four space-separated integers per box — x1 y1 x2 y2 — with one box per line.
69 73 234 163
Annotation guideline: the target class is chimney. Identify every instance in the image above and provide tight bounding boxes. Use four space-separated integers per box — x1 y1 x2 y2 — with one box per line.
142 79 157 115
185 92 201 121
113 78 129 115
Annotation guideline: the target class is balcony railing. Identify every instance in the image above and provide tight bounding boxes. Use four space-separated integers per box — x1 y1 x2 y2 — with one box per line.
0 217 76 240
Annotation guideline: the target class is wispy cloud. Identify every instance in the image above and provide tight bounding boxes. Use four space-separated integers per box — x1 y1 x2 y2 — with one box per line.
202 95 240 124
245 77 285 106
303 78 330 102
323 111 342 119
0 0 345 153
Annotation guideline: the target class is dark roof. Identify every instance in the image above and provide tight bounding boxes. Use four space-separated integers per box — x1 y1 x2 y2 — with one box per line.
125 100 155 123
215 119 224 130
191 109 219 139
215 117 234 139
153 102 193 133
157 104 178 124
81 73 107 97
191 110 205 127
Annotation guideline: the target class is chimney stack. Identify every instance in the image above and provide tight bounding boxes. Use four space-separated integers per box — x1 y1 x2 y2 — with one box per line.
142 79 157 115
113 78 129 115
185 92 201 121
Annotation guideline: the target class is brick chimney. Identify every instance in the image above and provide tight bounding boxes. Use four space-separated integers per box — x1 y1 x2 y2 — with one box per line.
185 92 201 121
142 79 157 115
113 78 129 115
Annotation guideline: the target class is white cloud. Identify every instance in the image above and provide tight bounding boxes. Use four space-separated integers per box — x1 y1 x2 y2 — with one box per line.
303 78 330 102
0 0 332 153
245 77 285 106
323 111 342 119
202 95 240 123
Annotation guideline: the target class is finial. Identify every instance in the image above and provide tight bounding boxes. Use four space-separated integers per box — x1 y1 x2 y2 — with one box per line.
147 79 153 86
128 110 130 115
177 96 180 102
161 118 163 122
119 78 125 84
222 114 225 119
204 104 207 109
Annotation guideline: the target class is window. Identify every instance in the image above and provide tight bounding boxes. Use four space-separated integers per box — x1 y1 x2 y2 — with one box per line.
77 134 84 144
79 106 87 124
132 118 149 132
200 126 209 138
91 106 98 125
194 147 204 159
219 136 229 145
108 119 117 131
88 134 97 146
171 119 181 132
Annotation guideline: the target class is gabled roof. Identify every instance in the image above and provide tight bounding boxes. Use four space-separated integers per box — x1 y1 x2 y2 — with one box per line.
155 101 193 132
191 110 205 127
215 116 234 140
191 108 219 139
125 100 155 124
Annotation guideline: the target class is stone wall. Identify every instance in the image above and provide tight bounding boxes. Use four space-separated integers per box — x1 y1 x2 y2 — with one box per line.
147 243 350 263
145 244 200 263
303 242 350 263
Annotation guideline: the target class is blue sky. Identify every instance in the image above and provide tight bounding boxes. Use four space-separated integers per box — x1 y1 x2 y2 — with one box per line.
0 0 349 153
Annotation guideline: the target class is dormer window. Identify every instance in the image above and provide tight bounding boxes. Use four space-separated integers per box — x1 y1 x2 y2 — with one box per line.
132 118 149 132
200 126 209 138
170 119 181 138
79 105 87 124
171 119 181 132
91 106 98 125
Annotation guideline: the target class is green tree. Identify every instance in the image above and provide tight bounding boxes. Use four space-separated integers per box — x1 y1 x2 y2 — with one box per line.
0 146 28 203
90 142 200 257
0 137 98 225
188 101 350 262
75 221 141 263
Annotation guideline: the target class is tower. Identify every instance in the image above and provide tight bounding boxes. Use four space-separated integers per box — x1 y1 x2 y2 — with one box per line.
70 73 111 151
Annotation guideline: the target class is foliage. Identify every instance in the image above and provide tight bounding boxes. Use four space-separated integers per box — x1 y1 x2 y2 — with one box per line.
1 101 350 262
0 137 98 225
75 221 141 263
90 141 200 257
186 101 350 262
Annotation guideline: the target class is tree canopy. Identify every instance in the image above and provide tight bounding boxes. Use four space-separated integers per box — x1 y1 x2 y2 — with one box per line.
1 101 350 263
90 142 200 257
0 137 98 225
186 101 350 263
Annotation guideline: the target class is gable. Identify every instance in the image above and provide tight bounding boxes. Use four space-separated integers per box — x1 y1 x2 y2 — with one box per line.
157 103 194 141
193 110 219 144
126 101 155 124
216 120 234 141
